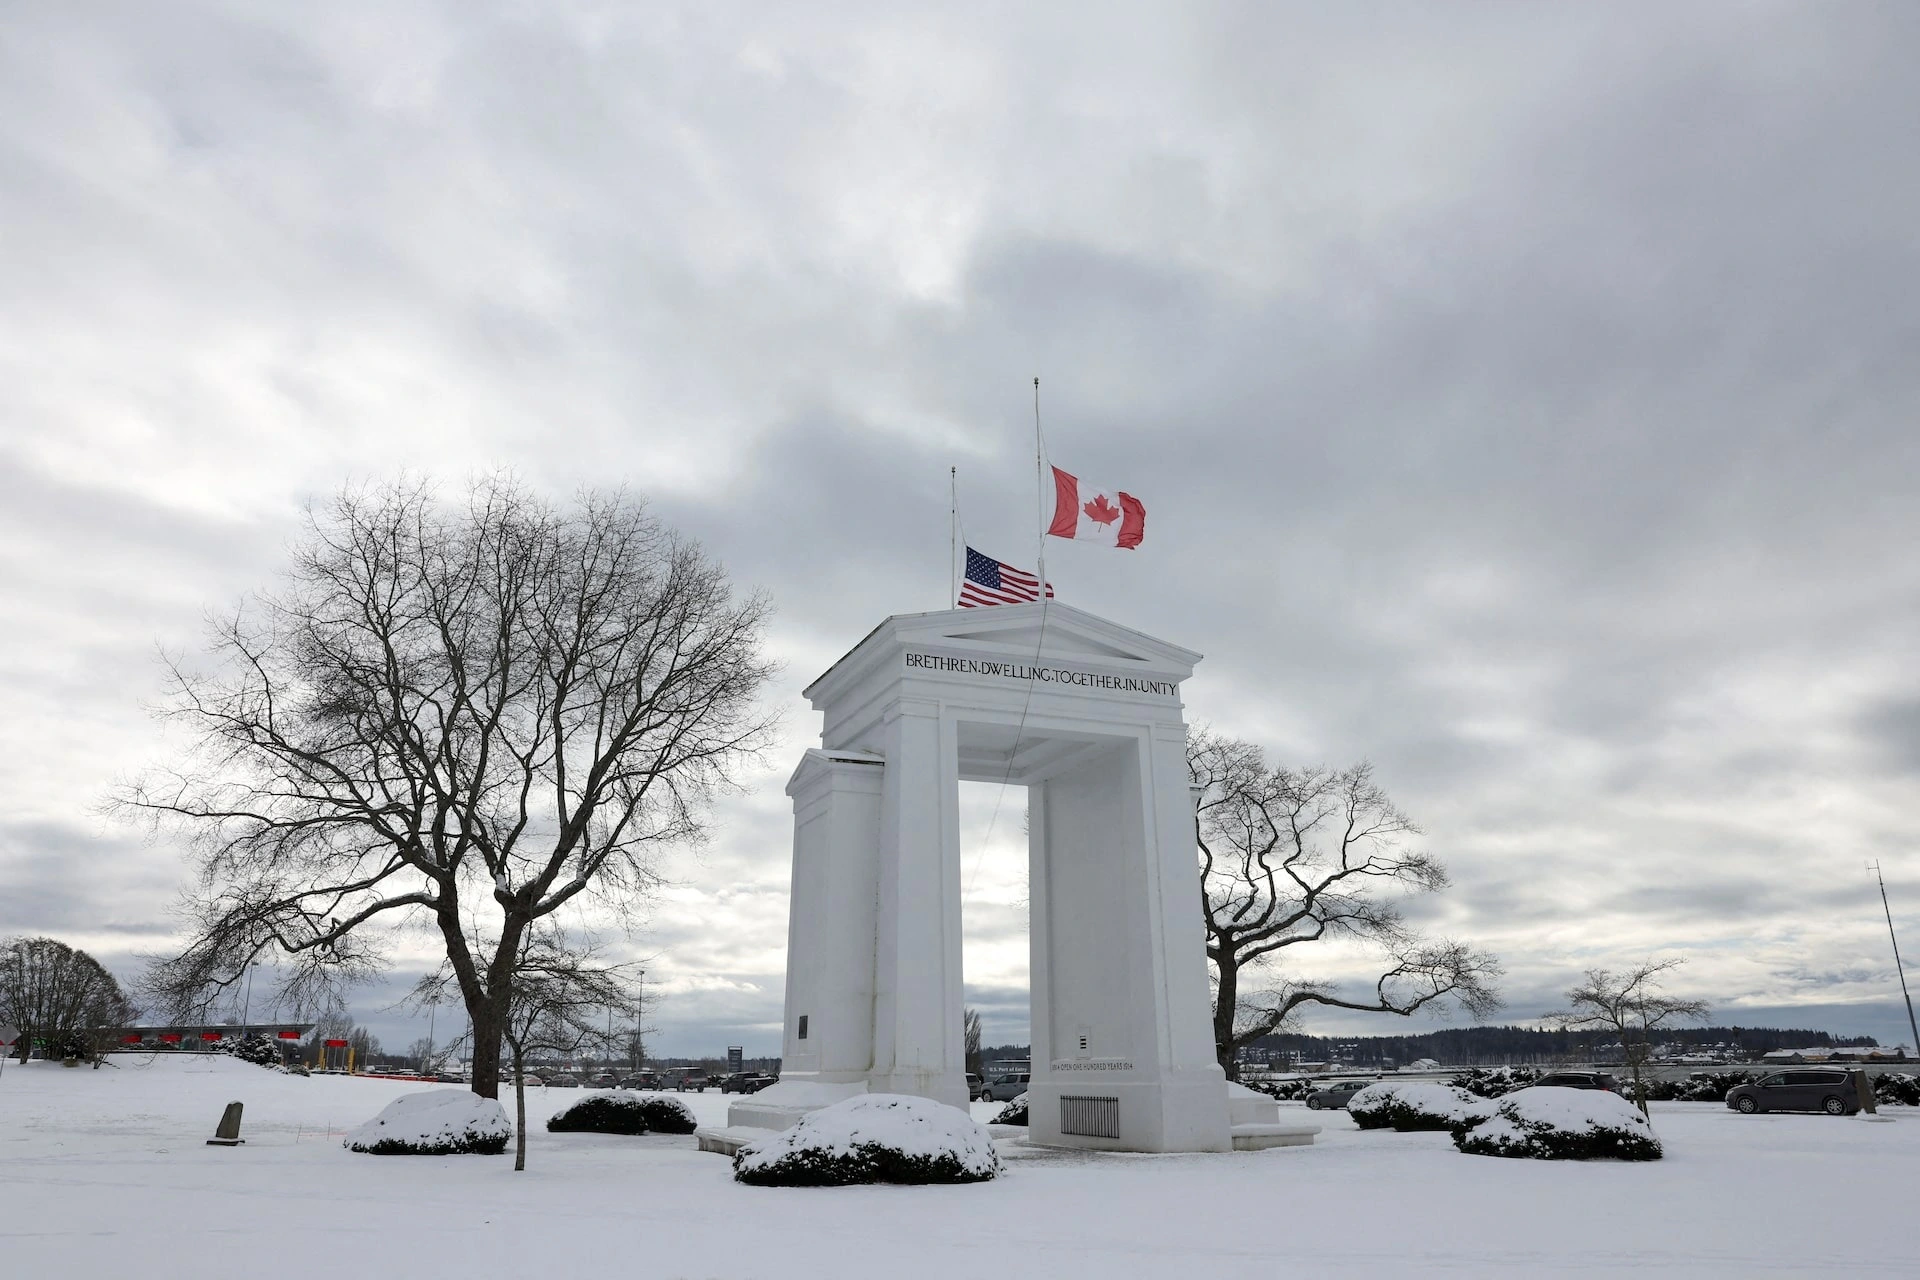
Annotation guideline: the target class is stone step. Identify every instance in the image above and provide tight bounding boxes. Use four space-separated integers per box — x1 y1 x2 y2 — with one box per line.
1230 1122 1320 1151
693 1125 769 1156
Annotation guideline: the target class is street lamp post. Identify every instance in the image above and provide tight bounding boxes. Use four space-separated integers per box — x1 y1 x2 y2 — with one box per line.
633 970 646 1073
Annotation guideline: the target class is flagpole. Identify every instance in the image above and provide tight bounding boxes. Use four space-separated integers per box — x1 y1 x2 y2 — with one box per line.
1033 377 1046 596
949 466 958 608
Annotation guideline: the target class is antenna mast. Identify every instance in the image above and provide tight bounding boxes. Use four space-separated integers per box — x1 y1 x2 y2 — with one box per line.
1034 376 1046 594
1873 861 1920 1056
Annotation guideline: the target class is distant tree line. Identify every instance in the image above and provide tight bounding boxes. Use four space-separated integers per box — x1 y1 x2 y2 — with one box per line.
1245 1023 1876 1067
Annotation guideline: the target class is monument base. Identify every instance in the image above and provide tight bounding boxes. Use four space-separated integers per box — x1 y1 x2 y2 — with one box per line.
724 1078 868 1131
1026 1073 1234 1153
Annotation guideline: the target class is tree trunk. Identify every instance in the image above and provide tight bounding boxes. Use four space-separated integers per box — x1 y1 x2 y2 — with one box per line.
466 934 522 1100
1213 949 1240 1081
512 1047 528 1172
468 1000 503 1100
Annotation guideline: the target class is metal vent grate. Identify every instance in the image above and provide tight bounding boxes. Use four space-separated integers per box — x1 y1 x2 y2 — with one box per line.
1060 1094 1120 1139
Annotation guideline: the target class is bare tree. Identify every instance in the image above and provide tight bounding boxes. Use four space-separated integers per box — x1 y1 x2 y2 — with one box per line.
1189 731 1503 1078
0 937 138 1066
1545 958 1709 1118
405 1036 439 1073
417 930 638 1170
122 477 776 1098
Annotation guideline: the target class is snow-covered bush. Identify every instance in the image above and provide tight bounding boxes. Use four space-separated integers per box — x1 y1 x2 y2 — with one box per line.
1243 1077 1314 1102
1454 1087 1662 1161
1448 1066 1542 1098
222 1035 283 1068
546 1090 696 1135
344 1089 511 1155
1347 1081 1490 1132
990 1093 1028 1126
1629 1071 1752 1103
1873 1073 1919 1107
632 1093 698 1133
734 1094 1001 1187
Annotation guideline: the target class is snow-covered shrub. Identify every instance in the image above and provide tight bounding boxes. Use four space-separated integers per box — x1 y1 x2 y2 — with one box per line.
734 1094 1001 1187
1448 1066 1542 1098
1873 1073 1920 1107
633 1093 698 1133
1454 1087 1662 1161
548 1090 698 1135
1243 1077 1314 1102
990 1093 1028 1126
344 1089 511 1155
1629 1071 1751 1103
547 1091 647 1135
1348 1081 1490 1132
222 1035 283 1068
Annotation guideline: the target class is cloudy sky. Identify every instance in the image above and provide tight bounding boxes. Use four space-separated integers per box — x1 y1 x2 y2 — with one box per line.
4 1 1919 1057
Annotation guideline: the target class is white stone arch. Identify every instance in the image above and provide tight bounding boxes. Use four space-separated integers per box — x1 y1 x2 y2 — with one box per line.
721 602 1309 1154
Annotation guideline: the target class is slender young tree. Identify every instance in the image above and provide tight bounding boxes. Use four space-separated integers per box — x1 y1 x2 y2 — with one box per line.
124 476 776 1098
1189 730 1503 1078
1546 958 1709 1118
416 931 638 1170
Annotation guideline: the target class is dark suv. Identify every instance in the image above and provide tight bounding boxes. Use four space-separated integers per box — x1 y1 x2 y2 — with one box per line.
1304 1080 1372 1110
1532 1072 1622 1093
720 1072 777 1094
1725 1070 1859 1116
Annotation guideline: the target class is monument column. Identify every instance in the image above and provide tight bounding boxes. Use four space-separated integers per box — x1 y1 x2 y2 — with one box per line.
869 696 967 1105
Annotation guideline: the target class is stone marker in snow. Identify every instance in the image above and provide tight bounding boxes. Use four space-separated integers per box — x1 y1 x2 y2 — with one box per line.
344 1089 511 1156
206 1101 245 1146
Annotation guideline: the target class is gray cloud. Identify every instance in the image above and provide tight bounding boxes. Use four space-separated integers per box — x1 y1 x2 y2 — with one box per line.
3 2 1918 1056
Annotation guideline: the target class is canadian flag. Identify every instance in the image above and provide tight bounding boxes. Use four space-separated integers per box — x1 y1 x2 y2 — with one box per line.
1048 466 1145 549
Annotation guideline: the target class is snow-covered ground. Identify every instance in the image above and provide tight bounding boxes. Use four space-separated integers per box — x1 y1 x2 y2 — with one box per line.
2 1054 1914 1278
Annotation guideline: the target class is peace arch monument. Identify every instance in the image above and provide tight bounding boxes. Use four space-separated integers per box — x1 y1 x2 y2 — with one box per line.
711 602 1314 1154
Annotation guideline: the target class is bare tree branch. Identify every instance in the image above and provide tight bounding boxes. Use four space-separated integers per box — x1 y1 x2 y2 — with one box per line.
1545 957 1709 1118
1189 728 1503 1077
118 475 777 1097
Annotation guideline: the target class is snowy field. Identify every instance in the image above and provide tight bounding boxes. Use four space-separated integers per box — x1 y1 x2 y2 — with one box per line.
2 1055 1913 1279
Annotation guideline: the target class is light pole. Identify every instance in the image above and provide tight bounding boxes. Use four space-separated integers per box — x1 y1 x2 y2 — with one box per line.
633 970 646 1073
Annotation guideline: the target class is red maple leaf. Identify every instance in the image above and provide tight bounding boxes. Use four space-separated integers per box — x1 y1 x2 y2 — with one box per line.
1083 493 1121 525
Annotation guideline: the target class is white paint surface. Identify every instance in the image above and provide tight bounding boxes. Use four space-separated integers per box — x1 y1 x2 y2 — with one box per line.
746 602 1232 1151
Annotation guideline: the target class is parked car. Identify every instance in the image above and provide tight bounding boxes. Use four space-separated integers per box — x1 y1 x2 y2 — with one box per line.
1725 1070 1860 1116
720 1072 777 1094
587 1074 618 1089
547 1074 580 1088
967 1072 986 1101
1304 1079 1373 1110
619 1073 662 1090
434 1070 467 1084
981 1072 1030 1102
1532 1072 1622 1094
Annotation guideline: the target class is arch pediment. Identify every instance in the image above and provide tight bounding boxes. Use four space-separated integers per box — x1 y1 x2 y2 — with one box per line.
804 602 1200 711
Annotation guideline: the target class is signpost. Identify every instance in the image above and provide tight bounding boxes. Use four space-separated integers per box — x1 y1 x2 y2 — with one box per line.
728 1046 744 1075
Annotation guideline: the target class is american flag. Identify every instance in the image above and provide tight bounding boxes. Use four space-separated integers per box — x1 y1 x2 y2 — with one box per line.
959 546 1054 608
